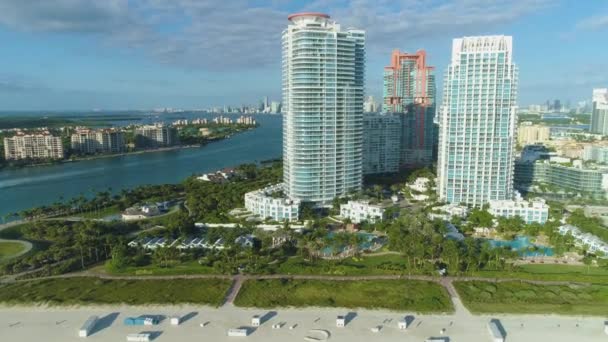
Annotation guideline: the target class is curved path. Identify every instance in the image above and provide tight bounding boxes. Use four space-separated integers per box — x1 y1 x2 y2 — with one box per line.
0 239 32 261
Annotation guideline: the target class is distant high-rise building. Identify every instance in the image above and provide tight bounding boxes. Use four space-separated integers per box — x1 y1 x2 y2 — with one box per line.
517 123 550 145
134 124 178 148
71 129 125 154
382 49 436 167
437 36 518 207
591 88 608 135
364 96 378 113
553 99 561 112
270 101 282 114
4 133 64 160
282 12 365 204
363 113 401 174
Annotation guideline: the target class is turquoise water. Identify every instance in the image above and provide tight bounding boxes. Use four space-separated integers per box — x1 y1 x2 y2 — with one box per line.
321 232 386 256
488 236 554 257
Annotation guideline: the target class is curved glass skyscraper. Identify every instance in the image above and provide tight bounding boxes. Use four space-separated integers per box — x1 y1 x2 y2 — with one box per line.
437 36 518 207
282 13 365 204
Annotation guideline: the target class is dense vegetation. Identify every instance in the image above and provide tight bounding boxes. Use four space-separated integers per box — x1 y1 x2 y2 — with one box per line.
0 220 138 277
12 183 183 220
0 277 230 306
234 279 453 312
454 280 608 315
185 162 282 222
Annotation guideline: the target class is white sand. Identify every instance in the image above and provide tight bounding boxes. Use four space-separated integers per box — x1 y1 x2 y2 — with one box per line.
0 304 605 342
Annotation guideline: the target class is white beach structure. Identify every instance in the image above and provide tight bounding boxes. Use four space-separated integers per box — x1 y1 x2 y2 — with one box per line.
336 316 345 327
170 316 181 326
78 315 98 337
126 333 151 342
227 328 249 337
251 315 261 327
488 320 505 342
398 319 408 330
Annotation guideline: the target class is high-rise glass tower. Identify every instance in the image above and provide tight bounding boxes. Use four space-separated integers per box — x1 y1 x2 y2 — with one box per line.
591 88 608 135
437 36 518 207
282 13 365 204
382 50 436 167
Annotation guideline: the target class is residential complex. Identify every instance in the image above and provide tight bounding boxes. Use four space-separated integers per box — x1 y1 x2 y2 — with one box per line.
558 224 608 256
515 158 608 199
383 49 436 167
71 129 125 154
134 124 178 148
362 113 401 174
3 133 64 160
282 12 365 204
517 123 550 146
583 145 608 164
488 195 549 224
437 36 518 207
340 200 385 223
591 88 608 135
244 184 300 222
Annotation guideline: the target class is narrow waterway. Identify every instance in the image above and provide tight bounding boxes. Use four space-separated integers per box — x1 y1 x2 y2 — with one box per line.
0 115 282 219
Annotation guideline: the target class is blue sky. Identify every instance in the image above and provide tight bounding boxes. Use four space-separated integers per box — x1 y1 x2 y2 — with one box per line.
0 0 606 111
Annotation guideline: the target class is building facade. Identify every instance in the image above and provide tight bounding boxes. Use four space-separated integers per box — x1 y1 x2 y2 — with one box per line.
488 196 549 224
437 36 518 207
362 113 401 174
383 49 436 167
282 13 365 204
591 88 608 135
340 200 385 223
244 184 300 222
515 159 608 199
583 145 608 164
71 129 125 154
3 133 64 160
134 124 178 148
517 123 550 146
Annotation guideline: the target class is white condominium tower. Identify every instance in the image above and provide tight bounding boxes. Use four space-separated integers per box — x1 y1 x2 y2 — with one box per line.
437 36 518 207
282 13 365 204
591 88 608 135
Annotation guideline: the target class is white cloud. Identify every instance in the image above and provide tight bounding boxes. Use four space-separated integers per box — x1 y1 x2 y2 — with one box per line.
576 14 608 31
0 0 549 69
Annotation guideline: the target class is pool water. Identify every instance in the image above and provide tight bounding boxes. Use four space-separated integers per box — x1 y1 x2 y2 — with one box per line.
488 236 554 257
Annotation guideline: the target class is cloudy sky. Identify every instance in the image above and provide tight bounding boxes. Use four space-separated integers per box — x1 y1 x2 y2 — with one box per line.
0 0 606 110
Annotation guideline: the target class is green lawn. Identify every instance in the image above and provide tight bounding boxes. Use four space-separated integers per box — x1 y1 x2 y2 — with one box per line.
234 279 453 313
0 277 231 306
75 205 121 219
454 280 608 315
110 260 217 276
276 254 408 276
0 242 26 260
472 264 608 283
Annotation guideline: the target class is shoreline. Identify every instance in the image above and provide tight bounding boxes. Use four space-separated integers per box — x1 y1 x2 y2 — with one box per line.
0 127 257 171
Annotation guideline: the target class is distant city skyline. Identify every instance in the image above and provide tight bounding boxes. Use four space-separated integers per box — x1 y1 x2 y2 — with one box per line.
0 1 606 110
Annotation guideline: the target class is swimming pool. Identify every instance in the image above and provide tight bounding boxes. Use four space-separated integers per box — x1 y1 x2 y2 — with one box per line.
487 236 554 257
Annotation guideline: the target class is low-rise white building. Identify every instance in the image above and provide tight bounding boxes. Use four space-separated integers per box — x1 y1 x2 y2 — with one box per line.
244 184 300 222
408 177 431 193
340 200 385 224
488 196 549 224
558 224 608 256
429 204 469 220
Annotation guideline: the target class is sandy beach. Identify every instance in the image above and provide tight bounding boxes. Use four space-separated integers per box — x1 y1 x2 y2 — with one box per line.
0 303 605 342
